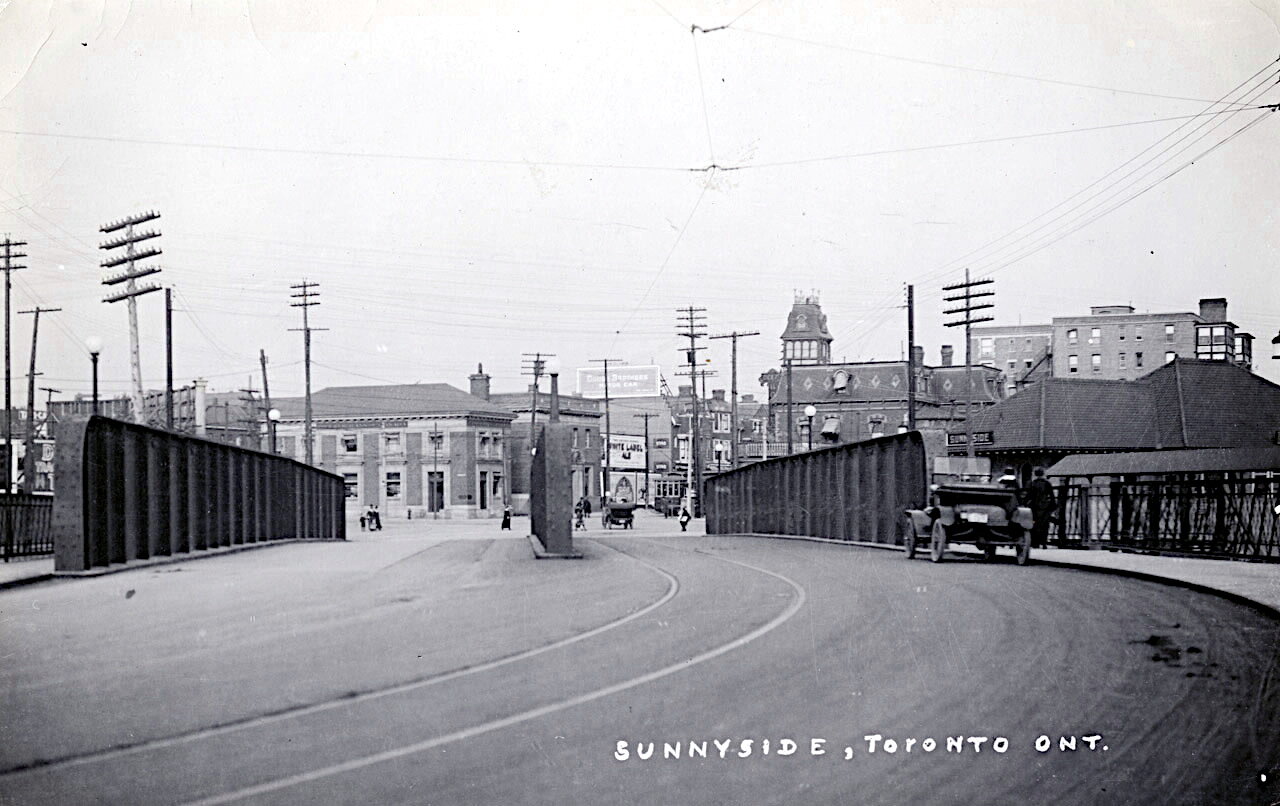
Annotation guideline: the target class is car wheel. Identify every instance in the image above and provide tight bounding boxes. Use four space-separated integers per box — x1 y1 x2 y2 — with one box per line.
902 515 917 559
1015 528 1031 566
930 519 947 563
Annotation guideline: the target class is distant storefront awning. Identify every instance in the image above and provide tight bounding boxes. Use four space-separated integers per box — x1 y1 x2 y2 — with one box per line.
821 418 841 435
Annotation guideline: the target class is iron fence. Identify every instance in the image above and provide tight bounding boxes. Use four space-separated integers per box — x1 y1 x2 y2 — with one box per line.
1 494 54 561
1054 477 1280 561
705 432 926 543
53 416 345 573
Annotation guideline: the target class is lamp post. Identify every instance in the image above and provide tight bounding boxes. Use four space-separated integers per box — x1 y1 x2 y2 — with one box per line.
804 405 816 451
267 408 280 454
85 336 103 415
1271 330 1279 360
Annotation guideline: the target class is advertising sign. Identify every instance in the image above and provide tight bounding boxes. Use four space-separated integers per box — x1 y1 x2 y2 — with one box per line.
576 365 661 399
608 435 647 471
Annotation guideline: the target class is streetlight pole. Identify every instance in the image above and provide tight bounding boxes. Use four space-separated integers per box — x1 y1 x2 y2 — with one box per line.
85 336 102 415
804 404 816 451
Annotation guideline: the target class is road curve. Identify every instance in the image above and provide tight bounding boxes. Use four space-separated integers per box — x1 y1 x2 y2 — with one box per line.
2 534 1278 805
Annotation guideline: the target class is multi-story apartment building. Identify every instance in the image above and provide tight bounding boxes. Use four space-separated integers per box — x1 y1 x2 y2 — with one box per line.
969 324 1052 396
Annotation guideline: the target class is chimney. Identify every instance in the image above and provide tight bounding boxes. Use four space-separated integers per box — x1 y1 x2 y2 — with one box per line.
193 378 208 436
740 394 755 404
911 345 924 368
1198 297 1228 322
468 363 490 400
712 389 726 401
940 345 954 367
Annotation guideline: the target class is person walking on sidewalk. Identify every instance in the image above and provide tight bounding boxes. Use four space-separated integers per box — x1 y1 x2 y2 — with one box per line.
1027 467 1056 549
679 507 691 532
501 505 512 531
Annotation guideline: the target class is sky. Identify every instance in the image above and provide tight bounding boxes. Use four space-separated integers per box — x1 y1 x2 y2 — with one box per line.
1 0 1278 416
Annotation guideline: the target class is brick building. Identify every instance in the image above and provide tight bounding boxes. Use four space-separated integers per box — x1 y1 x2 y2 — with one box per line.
949 358 1280 485
272 377 516 520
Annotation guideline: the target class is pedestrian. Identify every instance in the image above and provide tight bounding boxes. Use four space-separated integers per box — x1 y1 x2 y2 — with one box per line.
359 513 367 531
574 501 585 531
501 505 512 531
582 496 592 518
679 506 691 532
371 505 383 531
1027 467 1057 549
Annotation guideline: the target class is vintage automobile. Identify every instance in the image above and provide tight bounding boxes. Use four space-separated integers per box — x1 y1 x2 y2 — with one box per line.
603 502 636 529
902 482 1034 565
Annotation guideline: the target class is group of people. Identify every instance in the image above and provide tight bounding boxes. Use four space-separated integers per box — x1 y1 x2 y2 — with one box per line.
573 496 593 530
358 506 383 531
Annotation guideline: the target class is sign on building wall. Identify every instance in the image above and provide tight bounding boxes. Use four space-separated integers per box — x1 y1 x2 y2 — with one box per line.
608 436 646 470
576 365 661 399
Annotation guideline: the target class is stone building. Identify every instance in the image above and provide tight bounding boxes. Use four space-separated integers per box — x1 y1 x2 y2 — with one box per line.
272 376 516 520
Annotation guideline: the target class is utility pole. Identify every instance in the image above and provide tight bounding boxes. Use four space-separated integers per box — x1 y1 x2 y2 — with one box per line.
710 329 759 469
520 352 553 455
1 235 27 496
165 288 174 430
99 211 162 425
259 348 272 419
589 357 622 503
289 281 326 465
239 383 259 450
943 270 995 458
18 306 58 494
906 284 916 430
676 306 707 515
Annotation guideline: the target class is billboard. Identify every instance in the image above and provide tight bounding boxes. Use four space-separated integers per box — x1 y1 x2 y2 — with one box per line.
607 435 647 471
576 365 661 399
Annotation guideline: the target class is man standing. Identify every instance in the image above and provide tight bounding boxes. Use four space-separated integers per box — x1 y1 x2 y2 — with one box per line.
1027 467 1057 549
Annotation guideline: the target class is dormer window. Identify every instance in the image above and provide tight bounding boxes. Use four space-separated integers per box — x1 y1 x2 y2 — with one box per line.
795 314 807 331
832 370 849 391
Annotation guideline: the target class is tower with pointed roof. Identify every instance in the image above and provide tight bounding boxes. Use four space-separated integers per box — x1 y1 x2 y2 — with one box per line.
780 290 833 365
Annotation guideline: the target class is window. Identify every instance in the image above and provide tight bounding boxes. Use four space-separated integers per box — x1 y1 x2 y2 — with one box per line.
980 337 994 356
343 473 358 499
676 435 690 462
1007 360 1016 370
1119 352 1127 368
584 430 591 447
1118 326 1126 341
383 432 401 452
1135 325 1144 341
1165 351 1176 364
1136 352 1144 368
342 433 358 453
1089 327 1101 344
1067 329 1078 346
1165 324 1175 342
1068 355 1079 373
1091 354 1101 373
1024 360 1033 369
385 471 402 499
572 428 579 447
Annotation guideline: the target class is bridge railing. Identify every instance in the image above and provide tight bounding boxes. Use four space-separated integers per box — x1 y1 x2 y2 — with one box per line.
705 431 927 543
53 416 345 573
1 494 54 561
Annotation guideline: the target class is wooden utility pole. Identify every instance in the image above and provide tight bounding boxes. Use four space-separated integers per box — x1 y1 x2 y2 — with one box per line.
289 281 325 465
18 306 58 493
943 270 995 457
1 235 27 496
676 306 707 514
710 329 759 468
589 357 622 503
100 211 162 424
785 358 794 455
906 284 917 431
165 288 174 430
520 352 553 455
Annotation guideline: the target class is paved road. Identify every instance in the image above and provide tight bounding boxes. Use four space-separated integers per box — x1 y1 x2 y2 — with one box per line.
2 521 1278 805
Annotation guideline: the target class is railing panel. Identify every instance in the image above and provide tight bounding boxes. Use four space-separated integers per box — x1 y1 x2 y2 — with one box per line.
0 494 54 561
705 432 926 543
52 416 344 573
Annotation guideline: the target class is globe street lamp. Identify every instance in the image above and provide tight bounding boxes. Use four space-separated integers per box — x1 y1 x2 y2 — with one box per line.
84 336 103 415
804 404 817 451
267 408 280 454
1272 329 1280 360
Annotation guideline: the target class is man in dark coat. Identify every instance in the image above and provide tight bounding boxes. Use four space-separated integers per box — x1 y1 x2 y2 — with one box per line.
1026 467 1057 548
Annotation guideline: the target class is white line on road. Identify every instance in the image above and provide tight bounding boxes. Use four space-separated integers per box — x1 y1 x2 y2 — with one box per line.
0 544 679 780
182 543 807 806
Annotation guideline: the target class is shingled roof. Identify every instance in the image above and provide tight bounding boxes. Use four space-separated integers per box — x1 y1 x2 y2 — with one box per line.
956 359 1280 451
274 384 516 421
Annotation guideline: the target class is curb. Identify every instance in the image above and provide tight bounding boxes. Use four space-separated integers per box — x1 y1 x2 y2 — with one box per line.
526 533 584 560
0 571 56 591
52 538 348 580
724 532 1280 622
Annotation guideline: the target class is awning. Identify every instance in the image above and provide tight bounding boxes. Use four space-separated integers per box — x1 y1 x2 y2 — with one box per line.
1047 446 1280 478
821 418 841 435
